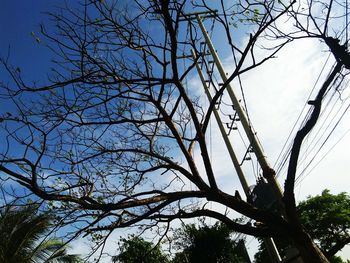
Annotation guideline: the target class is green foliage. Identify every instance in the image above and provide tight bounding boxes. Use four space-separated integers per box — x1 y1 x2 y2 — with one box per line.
298 189 350 253
113 235 169 263
112 222 252 263
30 31 41 43
253 241 272 263
172 221 250 263
254 190 350 262
329 255 350 263
0 203 81 263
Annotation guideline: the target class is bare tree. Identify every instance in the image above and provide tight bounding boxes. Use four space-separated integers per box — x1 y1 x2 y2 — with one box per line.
0 0 348 262
267 0 350 261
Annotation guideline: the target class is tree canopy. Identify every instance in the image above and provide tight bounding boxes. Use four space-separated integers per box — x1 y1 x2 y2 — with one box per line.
298 190 350 259
0 0 349 262
254 190 350 263
113 221 251 263
113 235 169 263
172 221 250 263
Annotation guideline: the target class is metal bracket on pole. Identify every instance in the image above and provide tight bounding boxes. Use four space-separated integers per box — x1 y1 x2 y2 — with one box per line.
226 112 240 136
240 145 254 166
178 10 218 22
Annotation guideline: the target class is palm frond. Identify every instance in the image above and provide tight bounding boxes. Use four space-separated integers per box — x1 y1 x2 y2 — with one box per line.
0 204 82 263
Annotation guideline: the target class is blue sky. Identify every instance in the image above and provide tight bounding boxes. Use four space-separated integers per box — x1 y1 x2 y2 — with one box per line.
0 1 59 78
1 0 350 261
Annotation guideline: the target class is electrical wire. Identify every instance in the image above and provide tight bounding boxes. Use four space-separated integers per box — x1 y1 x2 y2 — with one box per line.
273 53 332 175
296 82 341 165
275 62 349 184
296 126 350 186
274 58 336 178
295 89 350 183
294 73 348 168
296 79 346 169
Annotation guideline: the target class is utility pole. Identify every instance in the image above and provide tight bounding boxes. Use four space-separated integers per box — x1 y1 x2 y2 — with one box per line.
196 15 283 201
194 14 304 263
191 49 250 195
191 49 282 263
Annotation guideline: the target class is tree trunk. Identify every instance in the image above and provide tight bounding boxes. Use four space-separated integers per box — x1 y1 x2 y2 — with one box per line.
292 228 330 263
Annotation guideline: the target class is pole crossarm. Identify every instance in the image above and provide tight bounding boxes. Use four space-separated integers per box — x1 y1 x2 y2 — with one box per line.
178 10 218 21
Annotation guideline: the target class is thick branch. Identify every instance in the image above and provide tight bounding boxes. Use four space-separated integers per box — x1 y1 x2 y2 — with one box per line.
151 209 287 238
284 63 342 223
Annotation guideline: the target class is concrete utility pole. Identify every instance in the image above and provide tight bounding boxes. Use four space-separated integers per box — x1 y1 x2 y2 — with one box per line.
191 49 282 263
196 15 284 201
180 10 302 263
191 49 250 195
195 14 304 263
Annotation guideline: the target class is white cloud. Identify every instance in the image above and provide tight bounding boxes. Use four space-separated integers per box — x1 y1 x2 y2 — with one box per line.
69 36 349 263
184 26 350 259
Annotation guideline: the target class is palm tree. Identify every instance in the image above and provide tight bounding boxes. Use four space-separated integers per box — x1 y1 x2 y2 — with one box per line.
0 203 81 263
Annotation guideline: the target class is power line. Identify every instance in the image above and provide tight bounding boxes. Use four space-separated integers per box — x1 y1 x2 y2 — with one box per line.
275 63 349 186
296 80 343 167
274 57 335 178
294 73 349 174
295 93 350 184
296 125 350 186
